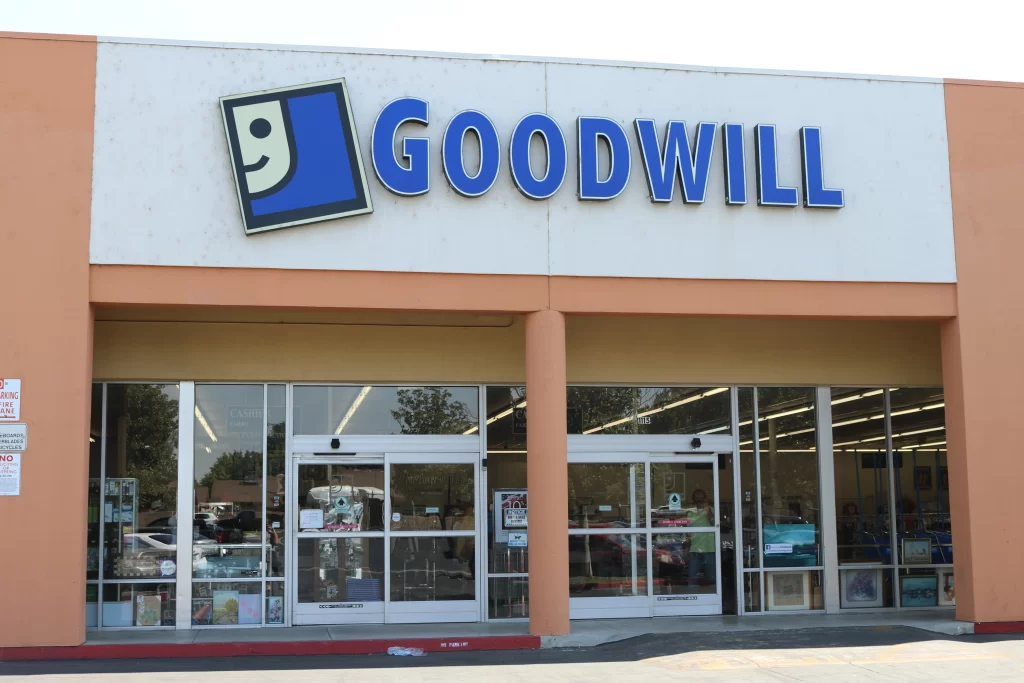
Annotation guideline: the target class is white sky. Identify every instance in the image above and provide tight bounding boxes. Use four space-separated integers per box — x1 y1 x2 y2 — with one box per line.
3 0 1022 82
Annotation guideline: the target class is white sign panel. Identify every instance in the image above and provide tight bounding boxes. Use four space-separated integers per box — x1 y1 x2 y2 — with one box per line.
508 532 528 548
0 424 27 452
298 508 324 529
0 379 21 422
90 42 956 285
765 543 794 555
668 492 682 511
0 453 20 496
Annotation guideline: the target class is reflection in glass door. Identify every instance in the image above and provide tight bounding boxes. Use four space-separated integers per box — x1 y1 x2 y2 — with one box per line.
293 460 386 625
649 456 722 616
567 452 724 619
387 455 479 623
292 454 479 625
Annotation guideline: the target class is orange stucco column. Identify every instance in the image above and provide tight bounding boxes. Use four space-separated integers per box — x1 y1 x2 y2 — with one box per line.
0 34 96 646
525 310 570 635
943 80 1024 625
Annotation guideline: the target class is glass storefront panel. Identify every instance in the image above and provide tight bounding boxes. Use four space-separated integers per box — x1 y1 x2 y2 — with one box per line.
831 388 891 565
488 577 529 619
390 536 475 602
718 453 737 615
569 386 731 435
890 389 950 565
569 533 647 597
738 387 759 571
87 383 102 581
764 570 824 611
103 384 180 582
266 385 287 577
297 464 385 532
758 387 820 568
568 463 645 529
485 386 529 616
650 462 716 529
191 581 263 625
194 385 264 547
102 583 176 627
390 463 475 532
86 584 98 627
292 385 479 435
652 532 716 596
297 537 385 603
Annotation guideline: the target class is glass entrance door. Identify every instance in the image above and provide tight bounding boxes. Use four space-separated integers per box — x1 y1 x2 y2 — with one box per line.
566 452 724 619
649 455 722 616
292 453 479 625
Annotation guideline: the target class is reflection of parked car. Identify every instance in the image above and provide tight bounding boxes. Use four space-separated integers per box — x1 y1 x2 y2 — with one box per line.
193 551 261 579
194 512 218 525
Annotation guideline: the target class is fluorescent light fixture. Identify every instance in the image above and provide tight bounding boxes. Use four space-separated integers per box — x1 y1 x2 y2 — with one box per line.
585 388 728 434
899 440 946 451
205 446 212 454
698 425 730 435
830 389 884 405
89 437 95 443
335 386 372 435
467 400 527 434
486 450 527 454
759 406 813 421
195 405 217 442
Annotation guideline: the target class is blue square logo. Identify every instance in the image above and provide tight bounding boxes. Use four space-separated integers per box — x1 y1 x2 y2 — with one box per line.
220 79 373 235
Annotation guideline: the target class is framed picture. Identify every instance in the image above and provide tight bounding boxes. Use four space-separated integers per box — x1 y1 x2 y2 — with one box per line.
900 575 939 607
938 569 955 606
902 538 932 565
840 568 885 608
915 466 933 491
766 571 811 611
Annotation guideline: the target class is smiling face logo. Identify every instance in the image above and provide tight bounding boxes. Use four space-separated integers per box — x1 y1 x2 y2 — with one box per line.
221 79 373 235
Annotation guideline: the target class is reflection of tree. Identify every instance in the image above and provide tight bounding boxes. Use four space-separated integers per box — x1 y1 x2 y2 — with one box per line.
567 387 635 433
121 385 179 511
197 450 262 498
391 387 473 434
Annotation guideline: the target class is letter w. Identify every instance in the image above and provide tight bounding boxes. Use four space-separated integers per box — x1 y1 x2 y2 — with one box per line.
634 119 717 203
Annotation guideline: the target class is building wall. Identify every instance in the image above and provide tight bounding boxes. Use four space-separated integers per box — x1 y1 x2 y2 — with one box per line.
93 314 942 387
942 80 1024 624
0 33 96 647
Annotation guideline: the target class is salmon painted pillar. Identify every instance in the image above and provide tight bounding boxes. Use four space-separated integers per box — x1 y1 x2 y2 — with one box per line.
942 80 1024 627
0 34 96 646
525 310 570 635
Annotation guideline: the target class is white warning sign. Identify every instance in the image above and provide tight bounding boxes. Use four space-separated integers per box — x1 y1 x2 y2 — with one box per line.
668 492 682 511
0 453 21 496
0 424 27 452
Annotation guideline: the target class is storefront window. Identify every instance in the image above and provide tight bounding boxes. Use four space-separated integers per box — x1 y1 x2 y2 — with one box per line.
87 384 102 587
831 387 948 609
568 386 730 435
568 463 645 528
485 386 528 618
193 384 289 625
758 387 820 569
103 384 180 593
292 385 479 435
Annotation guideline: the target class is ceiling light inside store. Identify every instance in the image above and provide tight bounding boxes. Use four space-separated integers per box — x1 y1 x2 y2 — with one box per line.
466 400 528 434
759 406 813 421
195 405 217 442
830 389 884 405
585 388 727 435
335 386 372 434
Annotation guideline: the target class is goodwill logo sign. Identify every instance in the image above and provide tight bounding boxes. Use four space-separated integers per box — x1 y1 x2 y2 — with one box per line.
221 79 844 236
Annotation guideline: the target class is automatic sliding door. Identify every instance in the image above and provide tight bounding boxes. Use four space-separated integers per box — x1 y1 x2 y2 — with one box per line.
649 457 723 616
386 455 479 623
293 460 385 625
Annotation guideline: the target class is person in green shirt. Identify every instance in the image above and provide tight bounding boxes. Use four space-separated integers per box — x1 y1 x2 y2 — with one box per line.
686 489 716 587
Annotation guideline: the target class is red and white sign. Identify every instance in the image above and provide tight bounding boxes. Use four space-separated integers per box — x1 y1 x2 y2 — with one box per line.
0 453 20 496
0 379 21 421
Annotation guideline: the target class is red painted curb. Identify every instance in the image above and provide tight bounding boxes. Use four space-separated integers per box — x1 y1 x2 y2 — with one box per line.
0 635 541 662
974 621 1024 635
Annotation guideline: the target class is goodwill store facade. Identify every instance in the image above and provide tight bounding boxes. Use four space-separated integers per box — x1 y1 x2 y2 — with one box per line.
2 31 1023 648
